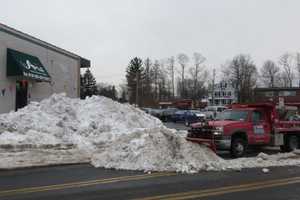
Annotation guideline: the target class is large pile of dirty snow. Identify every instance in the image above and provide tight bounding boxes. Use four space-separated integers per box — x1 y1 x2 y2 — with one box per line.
0 93 224 172
1 93 300 172
0 93 161 152
91 127 226 172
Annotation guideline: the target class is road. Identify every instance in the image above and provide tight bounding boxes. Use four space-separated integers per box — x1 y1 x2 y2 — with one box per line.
0 122 299 200
1 164 300 200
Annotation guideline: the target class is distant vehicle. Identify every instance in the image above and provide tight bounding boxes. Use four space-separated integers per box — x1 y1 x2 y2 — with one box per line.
141 107 153 114
149 109 164 119
202 106 227 119
161 108 178 122
171 110 205 126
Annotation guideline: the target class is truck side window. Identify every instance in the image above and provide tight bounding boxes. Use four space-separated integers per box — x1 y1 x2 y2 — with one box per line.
252 111 263 123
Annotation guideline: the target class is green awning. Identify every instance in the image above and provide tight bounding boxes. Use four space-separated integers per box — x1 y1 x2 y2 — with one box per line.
7 48 51 82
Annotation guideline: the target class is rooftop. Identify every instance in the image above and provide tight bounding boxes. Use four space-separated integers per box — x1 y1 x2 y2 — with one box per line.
0 23 90 68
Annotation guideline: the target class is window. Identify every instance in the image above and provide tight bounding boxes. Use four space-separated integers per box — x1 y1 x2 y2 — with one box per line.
216 110 248 121
262 91 274 97
252 111 263 123
278 91 296 97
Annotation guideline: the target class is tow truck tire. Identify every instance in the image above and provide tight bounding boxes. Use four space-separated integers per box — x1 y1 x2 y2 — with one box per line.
230 138 247 158
282 135 299 152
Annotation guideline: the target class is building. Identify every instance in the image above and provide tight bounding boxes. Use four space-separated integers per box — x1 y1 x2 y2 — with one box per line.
208 80 237 106
0 23 90 113
254 87 300 105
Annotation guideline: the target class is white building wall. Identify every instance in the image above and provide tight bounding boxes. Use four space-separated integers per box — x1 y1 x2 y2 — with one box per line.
208 81 237 106
0 30 80 113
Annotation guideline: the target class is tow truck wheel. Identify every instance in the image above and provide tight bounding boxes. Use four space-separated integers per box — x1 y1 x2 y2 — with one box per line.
230 138 247 158
284 135 299 152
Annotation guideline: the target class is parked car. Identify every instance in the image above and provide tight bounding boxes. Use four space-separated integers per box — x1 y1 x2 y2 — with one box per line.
202 106 227 119
171 110 206 126
160 108 178 122
185 110 206 126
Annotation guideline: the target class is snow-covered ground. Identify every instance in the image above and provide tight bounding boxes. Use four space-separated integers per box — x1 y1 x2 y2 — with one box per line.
1 93 300 172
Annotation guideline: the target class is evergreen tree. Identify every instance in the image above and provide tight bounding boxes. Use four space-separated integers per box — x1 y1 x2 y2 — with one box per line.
126 57 145 106
97 84 118 100
82 69 97 98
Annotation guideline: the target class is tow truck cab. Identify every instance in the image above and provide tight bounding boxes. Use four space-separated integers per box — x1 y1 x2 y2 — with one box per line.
187 103 300 157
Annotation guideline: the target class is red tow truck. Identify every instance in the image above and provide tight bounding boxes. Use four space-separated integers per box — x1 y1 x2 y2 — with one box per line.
187 102 300 157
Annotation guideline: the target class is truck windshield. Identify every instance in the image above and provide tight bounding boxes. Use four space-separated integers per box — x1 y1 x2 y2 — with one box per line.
216 110 248 121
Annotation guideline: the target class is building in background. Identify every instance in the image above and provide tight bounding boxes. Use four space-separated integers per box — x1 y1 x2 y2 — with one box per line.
0 23 90 113
254 87 300 105
208 80 237 106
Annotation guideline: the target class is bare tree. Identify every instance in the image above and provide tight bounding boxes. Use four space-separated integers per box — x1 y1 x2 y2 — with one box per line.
177 53 189 98
260 60 280 87
167 56 175 98
190 52 206 100
279 53 294 87
278 72 290 87
143 58 155 105
224 54 257 103
296 53 300 87
151 60 160 101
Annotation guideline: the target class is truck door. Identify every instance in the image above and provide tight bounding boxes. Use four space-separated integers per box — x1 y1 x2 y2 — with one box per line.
251 110 271 144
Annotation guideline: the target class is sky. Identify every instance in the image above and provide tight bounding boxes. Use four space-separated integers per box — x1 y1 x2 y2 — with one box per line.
1 0 300 85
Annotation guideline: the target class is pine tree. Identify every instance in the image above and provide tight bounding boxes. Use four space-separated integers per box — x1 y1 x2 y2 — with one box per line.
126 57 145 106
82 69 97 98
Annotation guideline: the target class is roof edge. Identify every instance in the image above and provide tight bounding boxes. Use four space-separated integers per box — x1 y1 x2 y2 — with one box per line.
0 22 90 67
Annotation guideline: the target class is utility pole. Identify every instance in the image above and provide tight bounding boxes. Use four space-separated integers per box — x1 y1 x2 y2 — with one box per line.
135 71 139 107
212 68 216 106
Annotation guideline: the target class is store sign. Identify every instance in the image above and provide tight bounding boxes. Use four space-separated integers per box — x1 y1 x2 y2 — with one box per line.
7 48 51 82
24 60 46 73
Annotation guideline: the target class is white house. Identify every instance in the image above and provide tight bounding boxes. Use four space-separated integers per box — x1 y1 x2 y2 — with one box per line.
208 80 237 106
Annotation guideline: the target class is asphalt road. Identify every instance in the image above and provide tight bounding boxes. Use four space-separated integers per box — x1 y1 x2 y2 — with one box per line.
1 164 300 200
0 122 298 200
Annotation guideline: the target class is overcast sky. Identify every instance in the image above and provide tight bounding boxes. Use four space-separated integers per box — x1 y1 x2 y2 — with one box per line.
1 0 300 85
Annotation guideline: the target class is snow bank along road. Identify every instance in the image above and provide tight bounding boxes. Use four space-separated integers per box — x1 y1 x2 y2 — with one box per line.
2 94 300 172
1 164 300 200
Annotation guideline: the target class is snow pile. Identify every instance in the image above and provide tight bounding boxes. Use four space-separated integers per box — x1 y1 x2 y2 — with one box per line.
0 93 226 172
1 93 300 172
0 93 161 152
226 151 300 170
91 127 226 172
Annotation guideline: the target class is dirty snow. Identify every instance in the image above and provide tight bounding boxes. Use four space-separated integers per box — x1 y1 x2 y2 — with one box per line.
1 93 300 172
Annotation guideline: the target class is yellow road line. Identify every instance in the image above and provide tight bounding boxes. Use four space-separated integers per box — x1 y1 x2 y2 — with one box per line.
0 172 176 197
169 179 300 200
138 176 300 200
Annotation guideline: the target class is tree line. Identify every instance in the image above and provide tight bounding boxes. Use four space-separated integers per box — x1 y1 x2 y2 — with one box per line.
125 53 209 107
81 52 300 105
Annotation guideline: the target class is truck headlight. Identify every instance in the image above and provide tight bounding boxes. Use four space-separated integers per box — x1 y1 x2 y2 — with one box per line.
215 126 224 132
213 126 224 135
213 131 222 135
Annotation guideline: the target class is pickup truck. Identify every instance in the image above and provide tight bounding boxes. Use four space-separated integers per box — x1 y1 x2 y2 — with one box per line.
186 103 300 158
